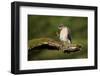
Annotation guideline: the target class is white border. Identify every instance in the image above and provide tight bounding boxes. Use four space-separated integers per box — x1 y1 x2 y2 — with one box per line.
20 6 95 70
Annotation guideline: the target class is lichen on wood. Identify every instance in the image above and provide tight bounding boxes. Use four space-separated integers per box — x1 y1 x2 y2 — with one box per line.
28 38 82 53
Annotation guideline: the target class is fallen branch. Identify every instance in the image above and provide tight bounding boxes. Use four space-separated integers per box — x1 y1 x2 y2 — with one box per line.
28 38 82 53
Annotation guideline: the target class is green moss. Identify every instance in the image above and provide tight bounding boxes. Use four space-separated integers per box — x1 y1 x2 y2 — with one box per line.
28 37 61 49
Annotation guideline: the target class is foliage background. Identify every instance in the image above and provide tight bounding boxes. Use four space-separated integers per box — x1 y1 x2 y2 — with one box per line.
28 15 88 61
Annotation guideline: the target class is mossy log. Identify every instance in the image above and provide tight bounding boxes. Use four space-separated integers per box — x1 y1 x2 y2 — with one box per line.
28 38 82 53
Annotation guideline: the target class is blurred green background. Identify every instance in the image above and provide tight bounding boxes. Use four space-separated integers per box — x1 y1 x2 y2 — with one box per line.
28 15 88 61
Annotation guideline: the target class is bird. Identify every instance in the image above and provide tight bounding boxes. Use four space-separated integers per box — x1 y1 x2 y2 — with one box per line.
58 24 72 44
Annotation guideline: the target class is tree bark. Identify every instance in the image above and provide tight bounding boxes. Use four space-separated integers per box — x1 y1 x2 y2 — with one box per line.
28 38 82 53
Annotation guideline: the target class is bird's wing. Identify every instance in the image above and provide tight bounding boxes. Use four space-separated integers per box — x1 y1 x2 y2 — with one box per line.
67 27 72 43
68 27 71 35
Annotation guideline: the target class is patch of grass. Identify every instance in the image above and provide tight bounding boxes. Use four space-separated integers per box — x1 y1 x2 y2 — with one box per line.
28 39 87 60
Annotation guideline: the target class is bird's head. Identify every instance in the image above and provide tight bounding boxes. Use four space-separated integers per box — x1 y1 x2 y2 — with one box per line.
58 24 64 30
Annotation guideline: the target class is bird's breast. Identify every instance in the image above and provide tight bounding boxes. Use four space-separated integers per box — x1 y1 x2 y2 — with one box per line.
60 28 68 41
